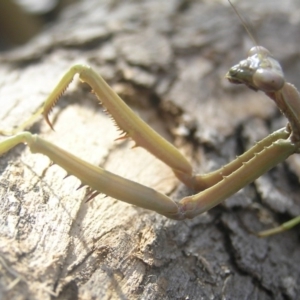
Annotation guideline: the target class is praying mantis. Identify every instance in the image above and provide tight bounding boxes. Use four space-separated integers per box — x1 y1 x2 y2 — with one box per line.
1 0 300 237
0 43 299 237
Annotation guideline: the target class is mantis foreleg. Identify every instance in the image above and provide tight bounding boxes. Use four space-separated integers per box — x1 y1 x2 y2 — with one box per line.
0 63 298 221
0 132 179 217
0 128 296 220
1 45 300 230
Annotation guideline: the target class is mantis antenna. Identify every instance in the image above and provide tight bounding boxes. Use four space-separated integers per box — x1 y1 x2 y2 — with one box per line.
228 0 258 48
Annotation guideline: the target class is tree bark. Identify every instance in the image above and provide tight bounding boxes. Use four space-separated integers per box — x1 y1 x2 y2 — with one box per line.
0 0 299 299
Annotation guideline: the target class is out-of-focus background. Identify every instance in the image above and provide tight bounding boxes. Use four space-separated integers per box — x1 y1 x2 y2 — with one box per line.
0 0 77 49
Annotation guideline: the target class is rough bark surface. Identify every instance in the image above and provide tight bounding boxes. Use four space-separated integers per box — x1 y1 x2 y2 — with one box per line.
0 0 300 299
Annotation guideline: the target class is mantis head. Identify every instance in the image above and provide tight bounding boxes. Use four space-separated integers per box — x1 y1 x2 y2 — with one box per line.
226 46 285 93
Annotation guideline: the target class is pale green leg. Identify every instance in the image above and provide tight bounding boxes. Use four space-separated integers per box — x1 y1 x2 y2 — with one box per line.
0 132 179 217
192 127 290 190
0 131 296 220
1 64 299 226
258 215 300 237
0 107 44 136
178 139 297 218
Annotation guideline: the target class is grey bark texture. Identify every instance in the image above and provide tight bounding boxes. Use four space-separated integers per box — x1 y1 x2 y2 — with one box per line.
0 0 300 299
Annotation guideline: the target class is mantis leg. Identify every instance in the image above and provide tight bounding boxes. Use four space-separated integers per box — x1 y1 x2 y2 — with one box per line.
0 132 179 218
177 138 297 218
258 215 300 237
192 128 290 190
24 64 198 188
0 131 296 220
0 64 298 222
5 64 291 192
0 107 44 136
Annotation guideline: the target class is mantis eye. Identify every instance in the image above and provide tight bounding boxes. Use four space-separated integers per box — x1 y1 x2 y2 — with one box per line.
248 46 285 92
253 68 285 92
